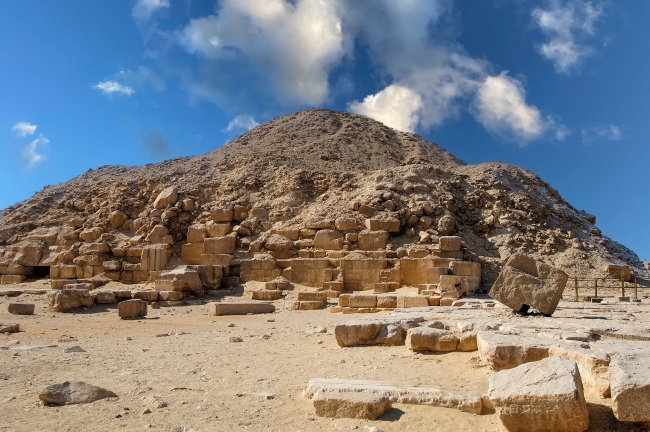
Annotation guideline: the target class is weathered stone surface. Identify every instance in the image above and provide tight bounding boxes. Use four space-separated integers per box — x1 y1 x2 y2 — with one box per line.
91 290 116 304
335 319 384 347
108 210 128 229
609 355 650 422
449 261 481 277
155 266 203 292
208 301 275 316
133 291 159 302
265 234 294 251
285 300 326 310
335 217 358 231
187 225 207 243
312 390 392 420
357 230 389 251
0 323 20 333
605 264 631 282
406 327 459 352
396 295 430 308
313 230 344 251
252 290 281 300
439 236 461 252
365 216 400 233
8 302 35 315
211 207 233 222
158 291 183 301
298 291 328 302
118 299 147 318
1 275 27 284
153 186 178 209
39 381 117 405
48 289 93 312
349 295 377 308
204 236 236 255
490 254 568 315
488 357 588 432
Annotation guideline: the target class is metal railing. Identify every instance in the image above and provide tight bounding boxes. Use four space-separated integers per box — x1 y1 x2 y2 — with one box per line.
564 275 649 302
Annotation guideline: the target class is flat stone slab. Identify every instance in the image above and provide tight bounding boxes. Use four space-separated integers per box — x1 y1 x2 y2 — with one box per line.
208 301 275 316
609 354 650 422
312 390 392 420
39 381 117 405
488 357 588 432
8 302 35 315
405 327 459 352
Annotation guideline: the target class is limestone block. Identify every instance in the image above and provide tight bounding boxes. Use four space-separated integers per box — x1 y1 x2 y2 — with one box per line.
605 264 631 282
397 296 430 308
133 291 159 302
349 295 377 308
141 246 168 272
155 266 203 291
334 319 385 347
39 381 117 405
103 260 122 271
5 241 43 266
233 205 250 222
488 357 588 432
206 222 231 237
48 289 94 312
249 207 267 218
204 236 236 255
457 331 478 352
357 230 389 251
79 228 103 242
400 258 447 286
439 236 462 252
298 291 328 302
490 254 568 315
265 234 294 251
187 225 207 243
1 275 27 284
340 258 387 290
426 267 449 284
158 291 183 301
118 299 147 319
610 354 650 422
365 216 400 233
377 295 397 308
271 228 300 241
108 211 127 229
208 301 275 316
188 264 223 289
286 300 326 310
449 261 481 277
0 265 34 275
313 230 344 251
289 259 331 287
335 218 358 231
91 291 116 304
145 224 174 245
8 302 35 315
211 207 233 222
461 276 481 294
201 254 233 267
252 290 281 300
406 328 459 352
239 258 281 282
153 186 178 209
438 275 464 293
312 390 392 420
338 294 350 307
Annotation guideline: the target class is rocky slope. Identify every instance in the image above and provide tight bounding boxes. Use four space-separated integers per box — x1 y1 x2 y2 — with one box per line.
0 109 644 287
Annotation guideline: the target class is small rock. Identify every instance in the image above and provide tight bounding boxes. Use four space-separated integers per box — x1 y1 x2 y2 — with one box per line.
39 381 117 405
142 408 152 415
227 323 235 327
306 327 327 334
229 336 243 343
64 346 86 353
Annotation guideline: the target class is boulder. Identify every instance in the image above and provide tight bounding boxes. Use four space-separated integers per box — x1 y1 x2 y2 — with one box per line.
488 357 588 432
207 301 275 316
153 186 178 209
489 254 568 315
8 302 35 315
609 354 650 422
108 211 128 229
406 327 459 352
437 215 455 236
118 299 147 319
312 390 392 420
47 289 94 312
39 381 117 405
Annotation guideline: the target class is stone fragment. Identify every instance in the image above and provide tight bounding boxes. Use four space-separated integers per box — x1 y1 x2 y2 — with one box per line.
312 390 392 420
207 301 275 316
490 254 568 315
488 357 588 432
108 211 128 229
406 327 459 352
8 302 35 315
155 266 203 292
437 215 455 236
48 289 94 312
609 354 650 422
439 236 461 252
153 186 178 209
0 323 20 333
118 299 147 319
39 381 117 405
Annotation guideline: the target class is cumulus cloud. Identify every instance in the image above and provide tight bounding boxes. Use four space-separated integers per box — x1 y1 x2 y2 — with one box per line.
23 134 49 169
11 122 37 137
349 85 423 132
532 0 604 74
139 130 169 159
581 124 622 143
223 115 260 134
179 0 345 105
93 81 135 96
132 0 169 21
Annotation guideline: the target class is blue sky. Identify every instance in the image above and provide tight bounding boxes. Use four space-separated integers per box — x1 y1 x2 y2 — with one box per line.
1 0 648 260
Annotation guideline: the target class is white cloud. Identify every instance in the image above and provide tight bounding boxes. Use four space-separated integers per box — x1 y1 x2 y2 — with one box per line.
93 81 135 96
532 0 604 74
132 0 169 21
11 122 37 137
581 124 622 143
223 115 260 134
348 85 423 132
117 67 166 92
473 73 546 144
22 134 49 169
179 0 345 105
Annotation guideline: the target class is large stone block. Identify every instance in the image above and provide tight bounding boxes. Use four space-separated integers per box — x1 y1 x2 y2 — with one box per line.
207 301 275 316
118 299 147 319
365 216 400 233
426 267 448 284
313 230 344 251
0 265 34 275
439 236 462 252
399 258 451 286
204 236 236 255
153 186 178 209
489 254 568 315
488 357 588 432
155 266 203 291
206 222 231 237
289 259 331 287
239 258 280 282
406 328 459 352
264 234 294 251
187 264 223 289
449 261 481 277
91 290 116 304
211 207 233 222
357 230 389 251
270 228 300 241
349 295 377 308
4 241 43 266
201 254 233 267
181 242 204 265
335 218 358 231
605 264 631 282
312 391 392 420
1 275 27 284
47 289 94 312
141 246 168 272
610 355 650 422
396 296 430 308
79 242 110 255
8 302 35 315
340 258 387 290
187 225 207 243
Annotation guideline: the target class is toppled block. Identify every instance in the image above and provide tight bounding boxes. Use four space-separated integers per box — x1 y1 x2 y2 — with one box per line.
312 391 392 420
8 302 35 315
406 327 459 352
609 355 650 422
489 254 568 315
488 357 588 432
118 299 147 319
208 301 275 316
39 381 117 405
48 289 94 312
155 266 203 292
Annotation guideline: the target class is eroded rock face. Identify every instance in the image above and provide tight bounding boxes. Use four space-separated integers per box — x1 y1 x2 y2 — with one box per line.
610 354 650 422
488 357 588 432
47 289 94 312
39 381 117 405
490 254 568 315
